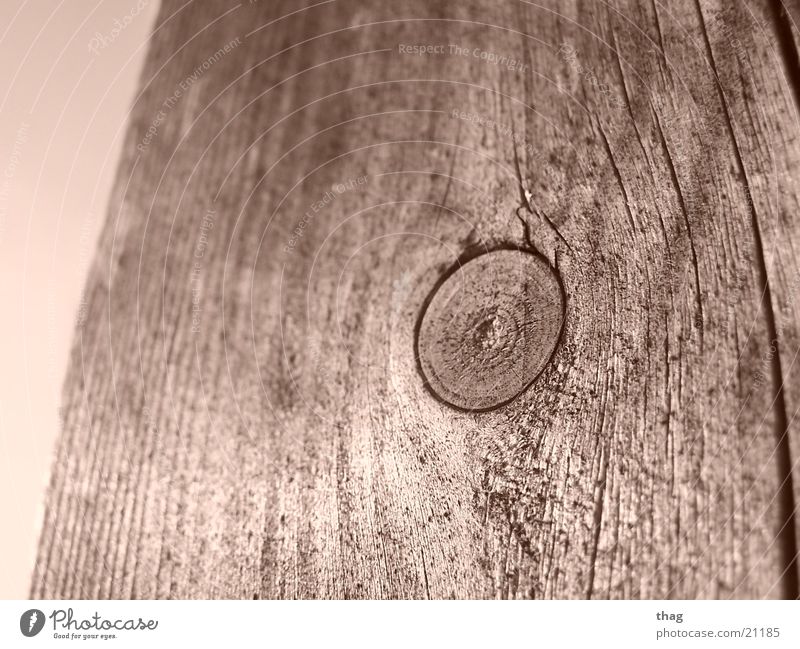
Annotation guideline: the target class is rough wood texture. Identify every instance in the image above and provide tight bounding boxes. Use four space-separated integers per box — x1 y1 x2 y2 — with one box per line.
32 0 800 599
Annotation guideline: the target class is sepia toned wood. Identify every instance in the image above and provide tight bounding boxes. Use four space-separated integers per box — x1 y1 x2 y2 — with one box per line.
31 0 800 598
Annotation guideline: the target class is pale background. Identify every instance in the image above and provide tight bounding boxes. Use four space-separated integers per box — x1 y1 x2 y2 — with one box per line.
0 0 160 599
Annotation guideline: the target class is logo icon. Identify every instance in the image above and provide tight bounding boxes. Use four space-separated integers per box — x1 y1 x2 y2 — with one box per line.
20 609 45 637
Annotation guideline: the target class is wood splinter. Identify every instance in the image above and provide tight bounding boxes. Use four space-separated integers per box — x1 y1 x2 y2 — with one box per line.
415 247 565 411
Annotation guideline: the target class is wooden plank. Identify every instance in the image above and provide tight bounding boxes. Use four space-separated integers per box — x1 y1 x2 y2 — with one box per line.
31 0 800 598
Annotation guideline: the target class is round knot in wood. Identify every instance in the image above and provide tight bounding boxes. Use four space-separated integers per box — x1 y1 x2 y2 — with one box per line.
415 248 565 411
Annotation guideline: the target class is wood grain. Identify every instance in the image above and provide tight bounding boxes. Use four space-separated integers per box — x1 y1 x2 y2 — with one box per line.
31 0 800 599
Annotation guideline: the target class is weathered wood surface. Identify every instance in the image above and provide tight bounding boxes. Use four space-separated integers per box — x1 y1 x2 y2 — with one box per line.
32 0 800 598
